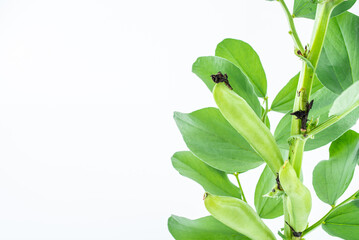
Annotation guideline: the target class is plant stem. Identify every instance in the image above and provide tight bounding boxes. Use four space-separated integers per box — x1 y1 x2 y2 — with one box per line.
261 97 270 123
277 0 304 52
285 1 341 239
288 138 306 177
302 189 359 236
234 173 247 203
283 196 291 238
290 0 339 176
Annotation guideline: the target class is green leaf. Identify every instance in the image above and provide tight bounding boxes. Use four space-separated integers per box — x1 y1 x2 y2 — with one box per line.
293 0 356 19
275 88 359 150
271 73 323 113
293 0 317 19
171 151 242 198
215 38 267 98
192 56 261 116
323 200 359 239
254 166 284 219
330 81 359 117
168 215 250 240
313 130 359 205
174 108 263 173
316 12 359 94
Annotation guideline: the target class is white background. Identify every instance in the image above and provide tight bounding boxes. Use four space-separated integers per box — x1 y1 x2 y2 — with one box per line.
0 0 358 239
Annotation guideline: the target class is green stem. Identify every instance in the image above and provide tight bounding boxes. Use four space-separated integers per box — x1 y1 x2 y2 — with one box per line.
285 2 341 239
261 97 269 123
283 196 292 239
277 0 304 52
306 101 359 138
234 173 247 203
302 190 359 236
290 0 339 176
308 1 337 65
288 138 306 177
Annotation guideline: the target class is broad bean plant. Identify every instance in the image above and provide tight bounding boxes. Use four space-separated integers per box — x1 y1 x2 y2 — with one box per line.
168 0 359 239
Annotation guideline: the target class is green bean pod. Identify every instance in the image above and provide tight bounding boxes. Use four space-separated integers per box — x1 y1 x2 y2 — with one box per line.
204 193 276 240
279 160 312 233
213 82 283 174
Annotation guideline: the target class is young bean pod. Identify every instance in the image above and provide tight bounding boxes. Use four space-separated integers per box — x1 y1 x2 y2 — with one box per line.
204 193 276 240
279 160 312 233
213 82 284 175
204 193 277 240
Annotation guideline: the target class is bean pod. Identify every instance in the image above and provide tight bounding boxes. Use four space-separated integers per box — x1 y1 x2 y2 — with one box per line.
204 193 276 240
213 82 284 174
279 160 312 233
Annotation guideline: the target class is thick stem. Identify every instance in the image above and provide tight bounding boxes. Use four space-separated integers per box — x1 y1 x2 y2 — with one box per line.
288 138 306 177
308 1 338 65
290 0 340 176
285 1 341 239
277 0 304 52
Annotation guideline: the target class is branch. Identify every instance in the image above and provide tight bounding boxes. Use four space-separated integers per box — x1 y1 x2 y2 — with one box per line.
302 190 359 236
306 102 359 138
277 0 305 52
234 173 247 203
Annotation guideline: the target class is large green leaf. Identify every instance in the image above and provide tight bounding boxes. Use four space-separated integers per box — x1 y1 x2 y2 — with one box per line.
312 130 359 205
330 81 359 117
275 88 359 151
171 151 242 198
215 38 267 98
316 12 359 94
293 0 356 19
168 215 250 240
174 108 263 173
192 56 261 116
271 73 323 113
323 200 359 239
254 166 283 219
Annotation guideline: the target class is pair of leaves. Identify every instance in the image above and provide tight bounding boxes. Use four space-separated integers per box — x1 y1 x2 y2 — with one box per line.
174 108 263 173
215 39 267 98
313 130 359 205
168 215 250 240
171 151 242 199
323 200 359 239
271 12 359 114
192 56 261 116
293 0 356 19
192 38 267 103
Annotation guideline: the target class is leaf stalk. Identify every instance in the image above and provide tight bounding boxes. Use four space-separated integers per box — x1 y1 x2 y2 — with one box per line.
306 101 359 137
234 172 247 203
302 189 359 236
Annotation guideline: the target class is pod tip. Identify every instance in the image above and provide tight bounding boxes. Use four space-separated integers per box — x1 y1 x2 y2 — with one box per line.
203 192 209 200
211 72 232 90
283 160 289 169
